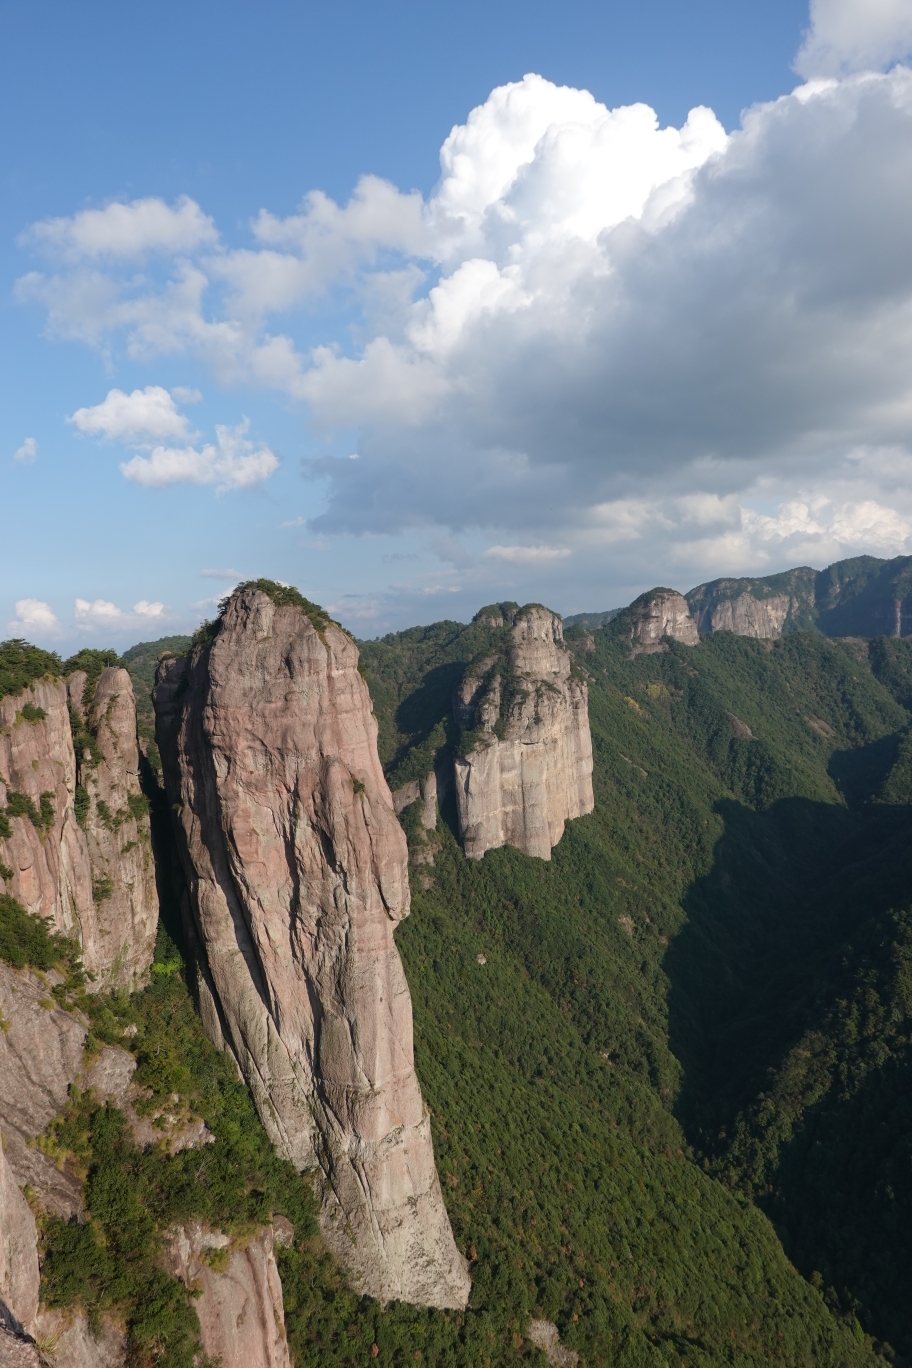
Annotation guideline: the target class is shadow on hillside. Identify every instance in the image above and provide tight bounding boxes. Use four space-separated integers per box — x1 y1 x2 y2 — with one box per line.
768 1043 912 1361
664 786 912 1355
665 791 912 1140
394 663 464 741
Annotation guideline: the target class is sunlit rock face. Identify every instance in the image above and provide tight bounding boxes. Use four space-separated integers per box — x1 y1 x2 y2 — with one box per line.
0 669 157 990
453 604 594 861
153 585 469 1309
163 1222 291 1368
68 667 158 988
0 679 93 951
626 589 700 654
688 589 793 639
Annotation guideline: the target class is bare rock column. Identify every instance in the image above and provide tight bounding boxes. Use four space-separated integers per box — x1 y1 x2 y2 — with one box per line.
0 679 93 946
153 585 469 1309
626 589 700 654
453 605 594 860
69 667 158 988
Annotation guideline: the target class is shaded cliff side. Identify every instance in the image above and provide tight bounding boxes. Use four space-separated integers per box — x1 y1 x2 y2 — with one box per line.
452 604 593 860
153 581 468 1308
686 554 912 639
0 653 157 989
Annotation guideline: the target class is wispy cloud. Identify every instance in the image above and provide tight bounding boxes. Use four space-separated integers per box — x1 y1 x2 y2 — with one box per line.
13 437 36 464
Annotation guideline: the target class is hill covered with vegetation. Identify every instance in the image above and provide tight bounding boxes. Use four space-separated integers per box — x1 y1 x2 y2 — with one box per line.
8 607 912 1366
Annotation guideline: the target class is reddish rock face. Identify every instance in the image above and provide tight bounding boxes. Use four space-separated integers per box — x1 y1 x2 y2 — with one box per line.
453 605 594 861
0 678 93 946
72 667 159 988
154 586 469 1309
164 1223 291 1368
0 668 157 990
0 1139 39 1338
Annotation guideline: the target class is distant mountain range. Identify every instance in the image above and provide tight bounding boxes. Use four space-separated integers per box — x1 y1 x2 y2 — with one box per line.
567 553 912 639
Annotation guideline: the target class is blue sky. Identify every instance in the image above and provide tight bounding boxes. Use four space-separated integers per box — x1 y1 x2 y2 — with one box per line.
4 0 912 647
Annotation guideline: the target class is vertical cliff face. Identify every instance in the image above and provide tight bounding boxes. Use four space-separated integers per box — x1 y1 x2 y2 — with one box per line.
0 668 156 989
691 591 792 638
153 585 469 1309
0 1140 39 1339
626 590 700 653
0 679 93 947
164 1223 291 1368
69 667 158 987
452 605 594 861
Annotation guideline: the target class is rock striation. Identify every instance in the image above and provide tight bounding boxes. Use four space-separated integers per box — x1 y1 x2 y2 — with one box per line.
625 590 700 654
689 590 792 639
0 961 87 1220
452 604 594 861
0 679 93 953
153 584 469 1309
68 667 158 988
0 1140 39 1340
0 667 157 990
164 1222 291 1368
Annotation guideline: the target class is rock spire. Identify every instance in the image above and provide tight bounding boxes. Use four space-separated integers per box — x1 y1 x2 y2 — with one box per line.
153 583 469 1309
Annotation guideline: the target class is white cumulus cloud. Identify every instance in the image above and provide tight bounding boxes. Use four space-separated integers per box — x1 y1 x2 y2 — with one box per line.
119 419 279 492
13 437 36 463
17 9 912 599
68 386 194 445
74 598 166 630
25 195 218 261
7 598 61 637
796 0 912 77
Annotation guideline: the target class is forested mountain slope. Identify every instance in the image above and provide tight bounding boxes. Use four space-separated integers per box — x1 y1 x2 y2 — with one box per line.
359 614 912 1365
4 604 911 1366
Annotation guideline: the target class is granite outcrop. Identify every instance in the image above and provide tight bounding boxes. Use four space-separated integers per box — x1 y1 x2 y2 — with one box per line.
0 666 157 990
164 1222 292 1368
153 584 469 1308
452 604 593 861
68 667 158 987
688 589 792 639
625 589 700 654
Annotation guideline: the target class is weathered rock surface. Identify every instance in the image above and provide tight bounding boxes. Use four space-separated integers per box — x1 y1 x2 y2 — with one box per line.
452 605 594 861
0 668 156 990
0 1325 40 1367
689 590 792 639
0 963 86 1219
0 1142 39 1338
391 772 437 830
153 585 469 1308
0 680 93 950
164 1222 290 1368
69 667 158 988
31 1310 125 1368
626 590 700 654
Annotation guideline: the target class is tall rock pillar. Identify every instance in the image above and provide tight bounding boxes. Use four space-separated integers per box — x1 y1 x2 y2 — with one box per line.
154 585 469 1309
453 604 594 860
